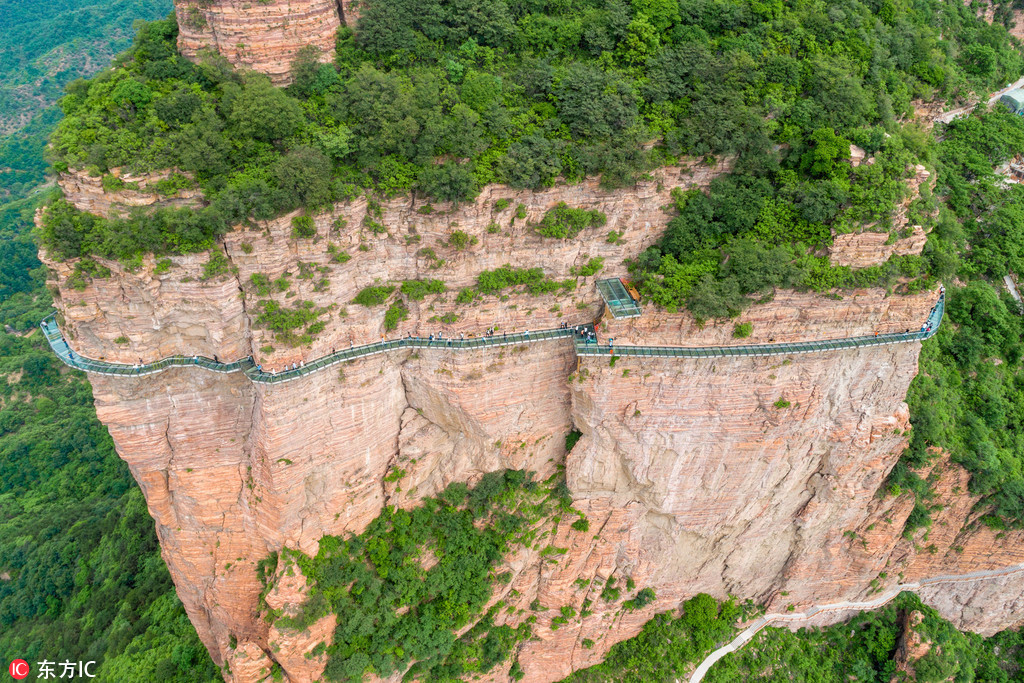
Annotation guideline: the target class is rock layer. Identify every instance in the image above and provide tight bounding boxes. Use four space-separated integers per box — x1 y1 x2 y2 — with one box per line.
174 0 342 85
42 160 1024 681
44 161 730 367
57 168 203 217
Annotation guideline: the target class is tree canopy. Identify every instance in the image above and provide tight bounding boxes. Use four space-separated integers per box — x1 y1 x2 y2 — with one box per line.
42 0 1024 259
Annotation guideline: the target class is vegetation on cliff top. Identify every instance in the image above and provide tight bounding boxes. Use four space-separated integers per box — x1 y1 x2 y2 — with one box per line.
39 0 1022 265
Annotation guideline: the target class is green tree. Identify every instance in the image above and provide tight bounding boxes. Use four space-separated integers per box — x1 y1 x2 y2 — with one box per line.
229 76 304 142
800 128 852 179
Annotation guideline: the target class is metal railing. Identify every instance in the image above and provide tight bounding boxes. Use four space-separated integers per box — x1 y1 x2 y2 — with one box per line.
40 315 253 377
39 316 574 385
576 294 945 358
39 294 944 383
244 328 574 384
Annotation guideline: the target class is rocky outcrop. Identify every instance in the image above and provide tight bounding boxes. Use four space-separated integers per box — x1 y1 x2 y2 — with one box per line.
829 226 928 269
57 168 202 217
264 554 335 682
42 160 1024 680
42 248 251 364
46 161 730 366
174 0 342 85
828 164 932 268
965 0 1024 40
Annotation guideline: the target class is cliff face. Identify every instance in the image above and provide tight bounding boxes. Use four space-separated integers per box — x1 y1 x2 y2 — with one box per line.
45 161 729 367
42 164 1024 682
173 0 343 85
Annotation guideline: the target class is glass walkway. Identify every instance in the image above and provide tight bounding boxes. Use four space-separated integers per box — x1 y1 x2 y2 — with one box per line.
243 328 575 385
596 278 642 318
39 293 944 384
40 317 574 385
40 317 253 377
576 294 945 358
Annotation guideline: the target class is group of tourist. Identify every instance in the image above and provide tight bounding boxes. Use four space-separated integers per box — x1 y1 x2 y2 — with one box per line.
561 322 600 344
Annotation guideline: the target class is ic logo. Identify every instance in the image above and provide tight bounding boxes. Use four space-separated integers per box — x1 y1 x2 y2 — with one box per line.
8 660 29 680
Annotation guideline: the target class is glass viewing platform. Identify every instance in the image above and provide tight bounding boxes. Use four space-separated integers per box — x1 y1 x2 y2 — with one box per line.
596 278 642 318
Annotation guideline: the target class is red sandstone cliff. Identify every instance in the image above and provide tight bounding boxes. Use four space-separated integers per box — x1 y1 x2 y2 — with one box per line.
40 164 1024 682
174 0 344 85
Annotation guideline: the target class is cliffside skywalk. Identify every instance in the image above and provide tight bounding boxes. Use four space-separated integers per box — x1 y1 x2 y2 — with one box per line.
39 293 944 384
578 294 944 358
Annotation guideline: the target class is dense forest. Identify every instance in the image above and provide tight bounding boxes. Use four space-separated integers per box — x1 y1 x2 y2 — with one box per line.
0 0 171 202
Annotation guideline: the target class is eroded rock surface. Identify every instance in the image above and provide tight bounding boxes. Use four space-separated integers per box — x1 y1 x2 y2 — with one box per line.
41 155 1024 681
174 0 342 85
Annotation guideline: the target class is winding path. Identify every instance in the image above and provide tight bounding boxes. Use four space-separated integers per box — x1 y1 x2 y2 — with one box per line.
689 560 1024 683
39 294 944 384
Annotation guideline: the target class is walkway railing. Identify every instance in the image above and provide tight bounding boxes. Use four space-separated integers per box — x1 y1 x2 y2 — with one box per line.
40 315 253 378
39 293 944 383
244 328 574 384
577 294 944 358
39 316 574 385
